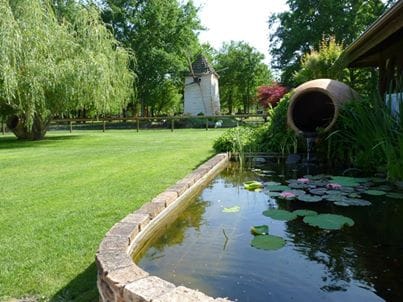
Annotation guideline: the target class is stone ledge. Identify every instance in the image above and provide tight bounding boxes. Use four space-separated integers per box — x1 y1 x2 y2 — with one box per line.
97 153 232 302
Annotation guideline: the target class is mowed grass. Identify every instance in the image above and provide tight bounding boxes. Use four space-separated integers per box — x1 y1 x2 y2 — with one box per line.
0 129 224 301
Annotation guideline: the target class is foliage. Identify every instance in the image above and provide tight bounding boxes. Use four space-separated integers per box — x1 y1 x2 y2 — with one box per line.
293 37 347 85
320 97 403 180
269 0 387 86
0 129 223 300
0 0 133 140
262 209 298 221
303 214 355 230
251 225 269 236
250 234 286 251
256 83 288 109
214 41 273 114
257 92 299 155
101 0 202 116
213 126 261 153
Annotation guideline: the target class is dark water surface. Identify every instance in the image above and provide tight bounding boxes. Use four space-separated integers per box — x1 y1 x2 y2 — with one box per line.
136 163 403 302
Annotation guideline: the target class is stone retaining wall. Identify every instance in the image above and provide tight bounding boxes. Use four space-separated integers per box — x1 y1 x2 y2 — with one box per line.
96 153 232 302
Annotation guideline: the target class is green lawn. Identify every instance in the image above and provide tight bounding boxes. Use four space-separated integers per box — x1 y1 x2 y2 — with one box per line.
0 129 224 301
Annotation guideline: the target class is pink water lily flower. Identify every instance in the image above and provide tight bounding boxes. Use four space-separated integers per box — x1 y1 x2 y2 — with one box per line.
327 183 342 190
297 178 310 183
280 191 296 199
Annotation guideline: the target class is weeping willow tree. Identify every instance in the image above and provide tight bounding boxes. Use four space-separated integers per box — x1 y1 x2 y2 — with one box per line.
0 0 134 140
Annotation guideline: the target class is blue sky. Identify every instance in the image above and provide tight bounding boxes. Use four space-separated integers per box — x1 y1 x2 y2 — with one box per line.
193 0 288 65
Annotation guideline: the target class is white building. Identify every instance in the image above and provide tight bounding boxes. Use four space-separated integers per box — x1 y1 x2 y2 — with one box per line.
184 55 220 116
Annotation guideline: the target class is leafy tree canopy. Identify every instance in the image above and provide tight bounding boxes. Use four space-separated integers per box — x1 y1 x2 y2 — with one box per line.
0 0 133 139
269 0 387 86
101 0 203 116
215 41 273 114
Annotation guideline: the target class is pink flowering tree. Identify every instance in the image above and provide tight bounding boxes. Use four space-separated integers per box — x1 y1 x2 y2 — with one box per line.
257 83 287 109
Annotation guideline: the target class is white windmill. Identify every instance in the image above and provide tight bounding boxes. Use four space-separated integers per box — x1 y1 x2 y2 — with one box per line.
184 55 220 116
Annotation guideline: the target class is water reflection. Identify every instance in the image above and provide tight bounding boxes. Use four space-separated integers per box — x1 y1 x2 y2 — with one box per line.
136 162 403 302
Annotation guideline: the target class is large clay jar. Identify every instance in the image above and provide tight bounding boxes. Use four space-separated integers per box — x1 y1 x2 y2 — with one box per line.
287 79 359 134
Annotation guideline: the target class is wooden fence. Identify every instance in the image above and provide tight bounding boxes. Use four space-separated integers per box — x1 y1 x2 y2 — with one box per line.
1 114 268 134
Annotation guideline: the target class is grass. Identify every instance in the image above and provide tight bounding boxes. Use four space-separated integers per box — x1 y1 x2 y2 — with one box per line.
0 129 224 301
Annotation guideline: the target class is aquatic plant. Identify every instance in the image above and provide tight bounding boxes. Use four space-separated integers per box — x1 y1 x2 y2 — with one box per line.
223 206 241 213
262 209 297 221
251 225 269 236
303 214 355 230
293 209 318 217
251 235 286 251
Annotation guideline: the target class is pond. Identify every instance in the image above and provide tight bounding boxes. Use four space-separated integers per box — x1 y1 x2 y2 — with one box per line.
135 162 403 302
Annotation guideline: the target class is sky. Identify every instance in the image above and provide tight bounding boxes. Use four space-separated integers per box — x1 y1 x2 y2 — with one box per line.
192 0 289 66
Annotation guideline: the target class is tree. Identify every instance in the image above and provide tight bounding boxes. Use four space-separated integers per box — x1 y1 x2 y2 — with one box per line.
215 41 272 114
293 37 347 85
269 0 387 86
0 0 133 140
257 84 288 109
101 0 203 116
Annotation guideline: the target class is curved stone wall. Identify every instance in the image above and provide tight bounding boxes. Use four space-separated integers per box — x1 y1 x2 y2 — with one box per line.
96 153 232 302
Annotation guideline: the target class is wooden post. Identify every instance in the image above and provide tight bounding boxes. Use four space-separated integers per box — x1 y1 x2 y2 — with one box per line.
1 120 5 135
136 118 140 132
69 121 73 133
103 120 106 132
205 118 208 131
171 118 174 132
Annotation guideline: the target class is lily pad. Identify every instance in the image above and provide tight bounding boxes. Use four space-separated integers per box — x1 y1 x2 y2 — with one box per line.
386 192 403 199
303 214 355 230
251 225 269 236
331 176 362 187
267 192 281 197
309 188 327 195
364 189 386 196
266 181 281 186
293 209 318 217
244 181 263 191
334 198 371 207
323 194 345 202
222 206 240 213
288 189 307 196
298 194 323 203
288 182 309 189
279 191 297 200
251 234 286 250
267 185 289 192
262 209 297 221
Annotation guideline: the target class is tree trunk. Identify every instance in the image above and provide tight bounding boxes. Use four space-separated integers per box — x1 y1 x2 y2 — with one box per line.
7 114 50 140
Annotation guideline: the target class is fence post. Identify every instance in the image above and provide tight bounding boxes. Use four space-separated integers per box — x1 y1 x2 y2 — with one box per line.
1 120 5 135
103 120 106 132
69 121 73 133
171 118 174 132
205 118 208 131
136 118 140 132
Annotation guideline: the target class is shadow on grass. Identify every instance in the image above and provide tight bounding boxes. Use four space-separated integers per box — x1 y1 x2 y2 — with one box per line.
0 135 82 150
50 262 99 302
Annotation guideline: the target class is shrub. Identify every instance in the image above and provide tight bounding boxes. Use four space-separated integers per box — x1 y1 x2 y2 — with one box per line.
256 83 288 109
213 126 260 153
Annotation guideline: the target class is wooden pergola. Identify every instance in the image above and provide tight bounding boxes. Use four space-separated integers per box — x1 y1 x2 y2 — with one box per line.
339 0 403 96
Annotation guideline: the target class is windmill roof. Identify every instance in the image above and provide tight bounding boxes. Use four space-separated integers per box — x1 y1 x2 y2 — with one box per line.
190 55 218 76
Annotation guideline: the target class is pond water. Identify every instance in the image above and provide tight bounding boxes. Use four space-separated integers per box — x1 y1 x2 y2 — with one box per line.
136 162 403 302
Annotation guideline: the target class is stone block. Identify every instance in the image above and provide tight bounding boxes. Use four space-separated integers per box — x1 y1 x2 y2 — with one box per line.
153 286 228 302
107 264 148 286
124 276 175 302
152 191 178 207
121 213 150 232
96 250 133 274
99 235 128 252
106 222 139 246
166 182 188 196
136 202 165 219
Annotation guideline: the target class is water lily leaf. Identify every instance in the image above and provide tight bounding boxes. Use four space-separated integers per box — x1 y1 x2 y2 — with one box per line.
223 206 240 213
288 182 309 189
303 214 355 230
298 194 323 203
364 189 386 196
371 177 387 184
262 209 297 221
288 189 307 196
309 188 327 195
331 176 361 187
251 225 269 236
326 190 347 196
266 181 281 186
372 185 393 192
255 188 263 192
267 185 289 192
293 209 318 217
244 181 263 191
323 194 345 202
267 192 281 197
251 235 285 250
340 186 356 193
348 193 361 198
334 198 371 207
386 192 403 199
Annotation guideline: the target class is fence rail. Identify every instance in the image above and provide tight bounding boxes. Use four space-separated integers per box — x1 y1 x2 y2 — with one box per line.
1 114 268 134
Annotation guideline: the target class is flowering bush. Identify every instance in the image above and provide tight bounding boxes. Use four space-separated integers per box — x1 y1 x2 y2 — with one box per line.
257 83 288 109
